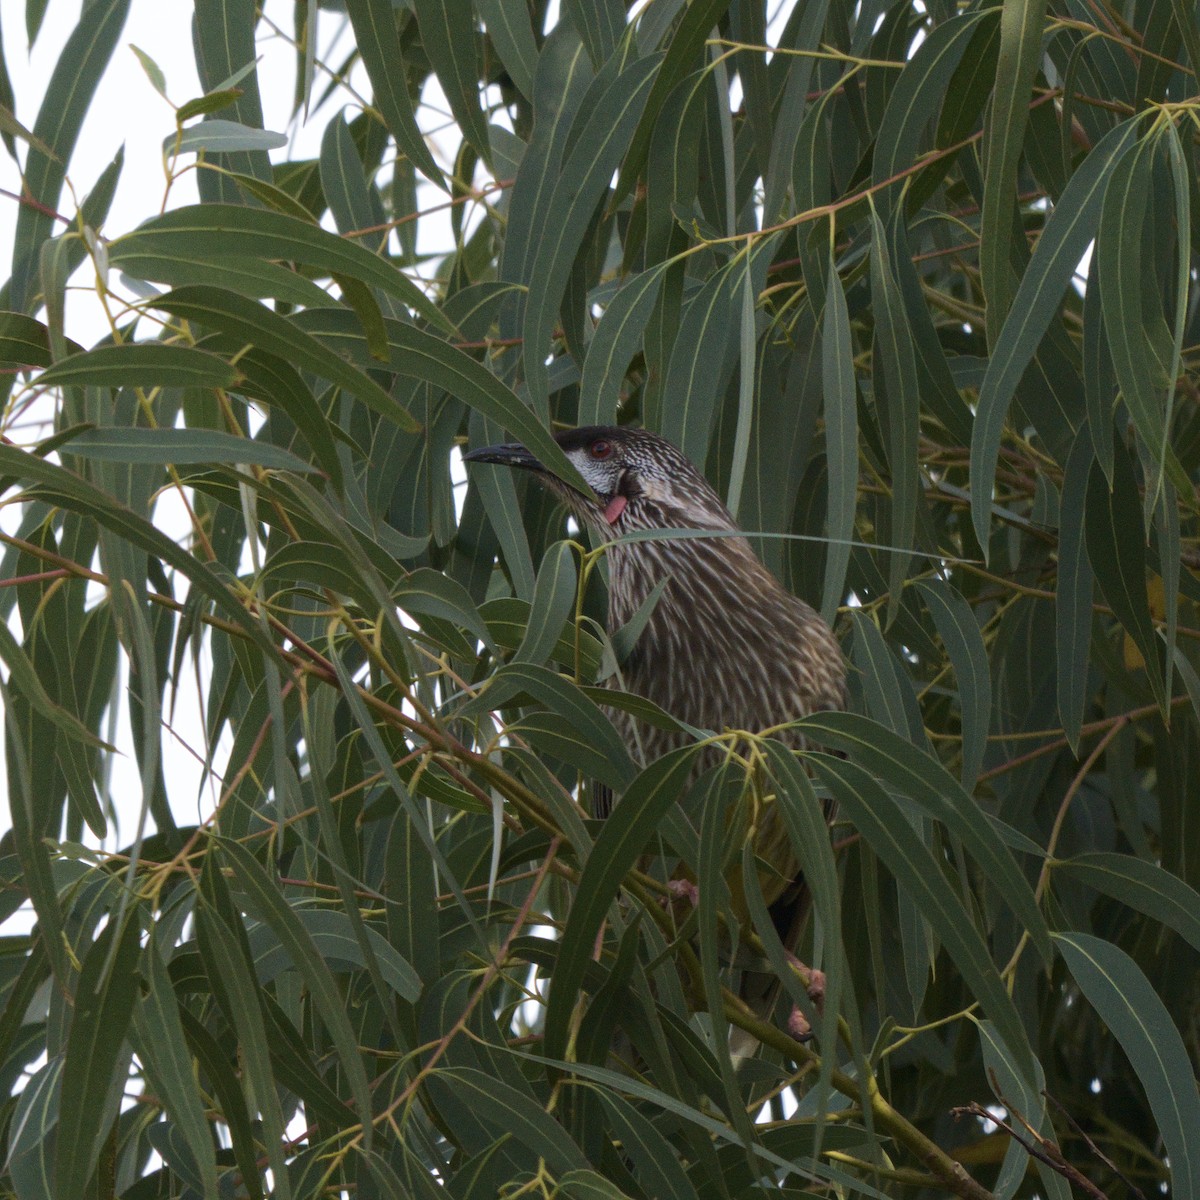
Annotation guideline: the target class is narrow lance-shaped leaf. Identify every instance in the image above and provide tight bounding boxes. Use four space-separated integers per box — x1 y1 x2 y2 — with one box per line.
694 766 760 1147
431 1067 590 1174
10 0 131 311
1055 932 1200 1198
796 711 1054 964
1097 127 1190 505
412 0 491 161
293 306 589 493
821 253 856 624
811 753 1037 1083
1055 852 1200 953
868 206 919 623
980 0 1051 343
971 117 1139 552
763 741 844 1106
476 0 538 97
522 54 659 415
191 0 272 203
56 910 142 1200
217 837 374 1146
916 579 991 791
1056 432 1096 753
112 204 455 334
871 11 994 207
544 746 701 1062
151 285 421 432
36 343 240 390
170 119 288 154
514 541 579 667
724 247 757 519
1085 447 1167 715
0 444 279 658
343 0 444 186
613 0 729 203
196 854 292 1200
579 266 667 427
63 427 320 473
131 937 220 1199
974 1018 1069 1200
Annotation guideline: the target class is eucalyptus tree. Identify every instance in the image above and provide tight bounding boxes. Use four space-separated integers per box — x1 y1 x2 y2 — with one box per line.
1 1 1198 1198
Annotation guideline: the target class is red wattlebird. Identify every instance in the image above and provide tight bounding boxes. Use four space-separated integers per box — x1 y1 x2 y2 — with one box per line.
466 425 846 1042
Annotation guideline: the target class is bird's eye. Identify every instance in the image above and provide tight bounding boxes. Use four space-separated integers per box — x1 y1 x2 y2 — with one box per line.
589 440 613 460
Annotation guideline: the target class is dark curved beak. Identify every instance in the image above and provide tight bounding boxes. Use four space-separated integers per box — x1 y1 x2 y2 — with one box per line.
463 442 545 472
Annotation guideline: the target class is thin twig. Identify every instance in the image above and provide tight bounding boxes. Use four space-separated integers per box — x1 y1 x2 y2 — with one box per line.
951 1098 1109 1200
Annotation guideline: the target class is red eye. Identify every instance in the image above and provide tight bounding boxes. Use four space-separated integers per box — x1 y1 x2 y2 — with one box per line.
589 440 613 460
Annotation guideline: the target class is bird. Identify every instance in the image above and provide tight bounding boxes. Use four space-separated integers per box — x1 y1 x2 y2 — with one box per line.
464 424 846 1039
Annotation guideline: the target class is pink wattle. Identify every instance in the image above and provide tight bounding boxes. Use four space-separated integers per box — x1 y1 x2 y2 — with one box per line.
603 495 627 524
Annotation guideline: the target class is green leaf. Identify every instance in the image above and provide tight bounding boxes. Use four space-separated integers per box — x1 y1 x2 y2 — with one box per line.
293 307 588 493
514 541 578 667
1055 931 1200 1198
56 910 142 1200
170 118 288 154
7 1058 63 1200
868 207 919 620
544 746 701 1061
871 11 993 208
970 117 1138 553
217 838 374 1144
342 0 445 187
176 88 245 123
248 906 422 1000
596 1090 702 1200
1056 852 1200 954
916 580 990 791
812 754 1036 1082
522 53 660 413
412 0 490 161
0 311 75 368
980 0 1051 343
663 234 780 466
0 444 278 657
820 254 856 624
613 0 728 203
190 0 271 205
113 204 454 334
36 342 239 391
974 1018 1067 1200
131 938 220 1199
150 285 422 432
1056 432 1095 752
0 619 113 756
174 1003 263 1198
762 742 844 1093
115 249 334 308
465 661 635 795
1097 127 1189 504
578 265 668 426
196 853 293 1200
797 711 1054 965
9 0 131 312
477 0 538 97
850 609 926 747
1085 446 1166 714
433 1067 590 1173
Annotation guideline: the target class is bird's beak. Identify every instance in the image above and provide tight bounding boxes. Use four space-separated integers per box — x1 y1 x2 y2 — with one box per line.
463 442 544 472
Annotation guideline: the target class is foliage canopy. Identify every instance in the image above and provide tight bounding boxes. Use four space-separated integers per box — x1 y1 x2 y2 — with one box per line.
1 1 1199 1197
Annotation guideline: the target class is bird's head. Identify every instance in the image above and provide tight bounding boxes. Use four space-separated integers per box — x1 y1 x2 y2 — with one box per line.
464 425 736 536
